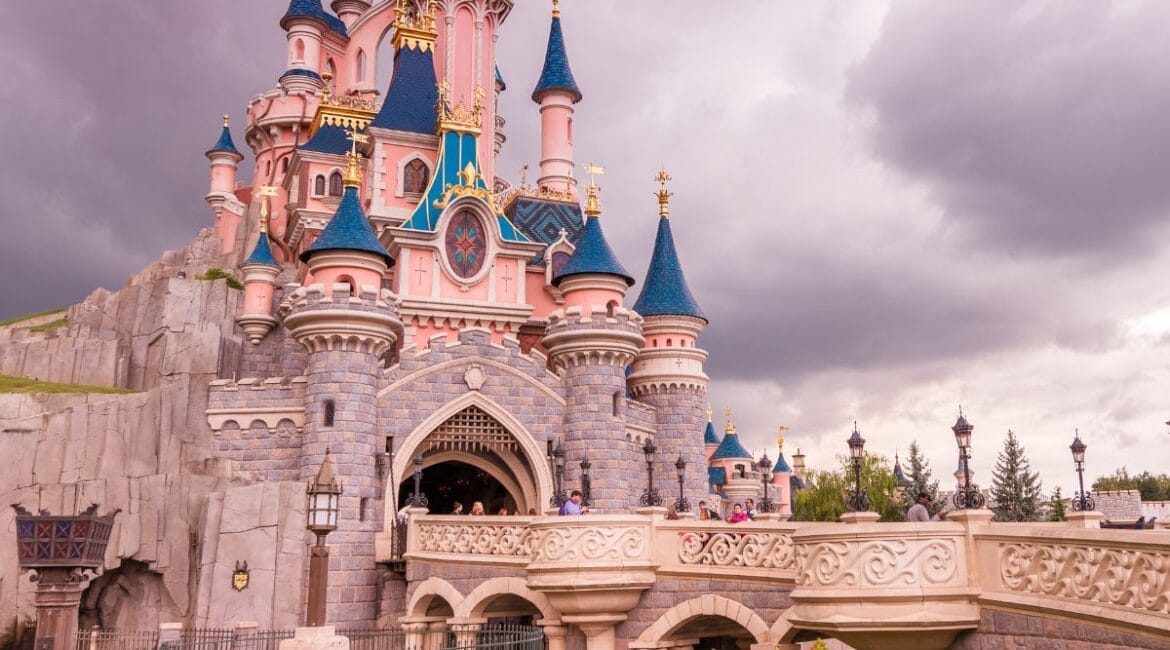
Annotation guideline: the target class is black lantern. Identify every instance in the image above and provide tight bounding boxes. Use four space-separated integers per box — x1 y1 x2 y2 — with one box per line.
1069 431 1094 511
674 456 691 513
846 423 870 512
306 450 342 626
639 439 663 507
580 457 593 507
549 442 567 508
951 412 984 509
404 454 428 508
758 453 777 513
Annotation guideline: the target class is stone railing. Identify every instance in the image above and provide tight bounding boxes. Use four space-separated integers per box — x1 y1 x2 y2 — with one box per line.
406 515 536 566
974 526 1170 638
654 521 799 582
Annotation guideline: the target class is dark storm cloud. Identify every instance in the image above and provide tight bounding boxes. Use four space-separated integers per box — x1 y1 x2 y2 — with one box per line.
847 1 1170 258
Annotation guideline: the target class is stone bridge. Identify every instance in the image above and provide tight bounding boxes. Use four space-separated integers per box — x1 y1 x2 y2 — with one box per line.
397 510 1170 650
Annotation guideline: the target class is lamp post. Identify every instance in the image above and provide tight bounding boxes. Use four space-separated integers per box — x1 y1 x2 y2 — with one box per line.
306 450 342 627
580 457 593 508
640 439 663 507
550 442 567 508
758 453 777 513
846 423 870 512
951 413 985 509
405 454 428 508
1070 432 1095 511
674 456 691 513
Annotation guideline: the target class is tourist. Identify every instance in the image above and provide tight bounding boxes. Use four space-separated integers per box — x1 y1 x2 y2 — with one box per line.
496 507 508 516
451 502 463 515
527 508 537 516
666 502 680 520
726 503 749 523
559 490 586 516
745 498 757 520
698 500 718 520
907 492 931 522
470 501 485 516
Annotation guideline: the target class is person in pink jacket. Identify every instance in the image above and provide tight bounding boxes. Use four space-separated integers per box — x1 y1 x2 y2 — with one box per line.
726 503 749 523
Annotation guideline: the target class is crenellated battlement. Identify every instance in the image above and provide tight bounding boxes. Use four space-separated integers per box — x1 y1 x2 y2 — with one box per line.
279 282 404 355
542 304 645 370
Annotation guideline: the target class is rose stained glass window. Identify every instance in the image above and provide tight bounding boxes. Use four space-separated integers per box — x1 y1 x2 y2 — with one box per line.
445 210 487 279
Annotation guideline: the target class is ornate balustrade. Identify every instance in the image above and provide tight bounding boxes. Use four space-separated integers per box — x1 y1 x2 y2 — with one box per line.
654 520 800 582
974 526 1170 638
406 515 536 566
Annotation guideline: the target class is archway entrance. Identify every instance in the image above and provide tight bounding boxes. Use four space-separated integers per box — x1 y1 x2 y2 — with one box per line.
399 460 516 515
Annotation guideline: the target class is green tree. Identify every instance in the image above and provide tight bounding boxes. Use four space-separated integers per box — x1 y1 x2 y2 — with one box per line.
1092 468 1170 501
899 440 945 514
990 430 1043 522
793 453 903 522
1048 486 1067 522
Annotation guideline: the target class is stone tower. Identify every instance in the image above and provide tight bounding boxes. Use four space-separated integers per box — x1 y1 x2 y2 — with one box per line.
543 182 644 512
628 171 710 509
281 150 402 623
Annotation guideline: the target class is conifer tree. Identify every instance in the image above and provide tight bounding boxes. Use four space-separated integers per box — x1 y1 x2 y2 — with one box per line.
990 430 1043 522
900 440 944 513
1048 486 1067 522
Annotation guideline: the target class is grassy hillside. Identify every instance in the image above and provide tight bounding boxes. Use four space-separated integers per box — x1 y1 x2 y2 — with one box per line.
0 375 134 395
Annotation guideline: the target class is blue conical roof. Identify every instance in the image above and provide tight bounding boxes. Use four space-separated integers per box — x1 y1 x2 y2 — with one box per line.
301 186 394 266
710 431 752 461
633 215 705 321
893 456 911 485
553 216 634 287
704 420 720 445
773 452 792 473
370 45 439 134
244 234 279 267
281 0 348 36
207 123 241 157
532 16 581 103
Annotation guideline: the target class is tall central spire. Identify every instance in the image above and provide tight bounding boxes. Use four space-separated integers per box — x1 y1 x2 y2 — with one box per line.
533 0 582 195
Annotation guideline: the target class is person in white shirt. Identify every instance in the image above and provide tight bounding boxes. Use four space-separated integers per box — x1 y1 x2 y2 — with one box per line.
907 492 932 522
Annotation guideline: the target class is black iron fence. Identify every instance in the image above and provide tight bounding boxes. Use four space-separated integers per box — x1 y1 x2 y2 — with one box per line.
75 627 159 650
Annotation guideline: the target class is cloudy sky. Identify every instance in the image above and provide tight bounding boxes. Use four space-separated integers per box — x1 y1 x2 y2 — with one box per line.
3 1 1169 492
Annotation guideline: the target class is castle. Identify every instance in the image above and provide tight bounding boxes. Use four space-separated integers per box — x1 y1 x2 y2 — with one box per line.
3 2 1169 650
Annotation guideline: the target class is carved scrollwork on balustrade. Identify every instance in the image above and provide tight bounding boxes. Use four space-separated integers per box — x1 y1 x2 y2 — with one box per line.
414 523 535 557
1000 542 1170 615
678 531 796 570
531 525 647 563
796 538 960 588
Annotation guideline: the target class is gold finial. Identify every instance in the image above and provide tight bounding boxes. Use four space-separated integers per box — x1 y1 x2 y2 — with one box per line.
724 406 735 434
519 164 529 188
321 71 334 102
707 404 713 423
583 162 605 217
223 114 231 128
655 167 673 218
777 425 789 451
437 82 486 134
257 185 279 233
343 129 369 188
552 0 561 18
394 0 438 51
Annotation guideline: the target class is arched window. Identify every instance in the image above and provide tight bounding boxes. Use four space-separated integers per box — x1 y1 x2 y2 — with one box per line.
403 158 429 195
323 400 335 427
294 39 305 63
666 338 673 347
314 175 326 196
280 158 289 173
606 300 618 318
356 49 367 83
612 391 624 418
328 171 343 197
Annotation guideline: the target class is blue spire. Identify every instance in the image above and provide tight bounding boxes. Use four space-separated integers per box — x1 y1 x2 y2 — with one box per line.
281 0 348 36
301 186 394 267
495 65 507 91
532 15 581 103
553 215 634 287
370 45 439 134
704 420 720 445
207 117 241 157
633 215 706 321
773 452 792 474
244 233 279 268
710 430 752 461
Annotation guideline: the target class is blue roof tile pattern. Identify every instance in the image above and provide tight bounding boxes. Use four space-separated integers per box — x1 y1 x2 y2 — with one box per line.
244 234 279 267
708 467 727 489
773 453 792 474
710 431 752 461
552 215 634 286
532 17 581 103
301 186 394 266
703 420 720 445
300 124 351 155
208 124 241 156
504 196 583 263
281 0 348 37
401 131 529 243
370 46 438 134
633 216 705 321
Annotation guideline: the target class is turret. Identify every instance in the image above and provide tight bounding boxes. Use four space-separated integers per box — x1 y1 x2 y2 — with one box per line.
280 0 330 93
543 177 644 511
628 170 710 510
769 430 793 519
206 115 246 255
237 194 281 345
708 409 760 511
281 144 401 624
703 406 720 459
330 0 369 28
532 0 582 196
